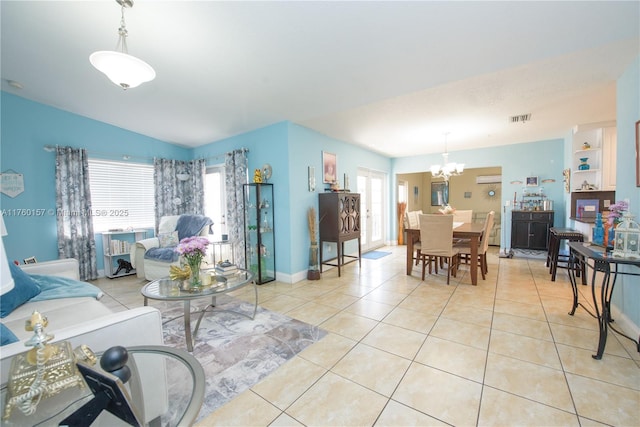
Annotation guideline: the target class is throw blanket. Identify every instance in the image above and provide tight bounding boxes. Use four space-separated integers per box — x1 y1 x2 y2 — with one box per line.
145 214 213 262
29 274 103 301
145 247 180 262
176 214 213 241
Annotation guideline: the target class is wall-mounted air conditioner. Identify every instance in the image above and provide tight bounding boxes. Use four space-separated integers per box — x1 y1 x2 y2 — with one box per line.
476 175 502 184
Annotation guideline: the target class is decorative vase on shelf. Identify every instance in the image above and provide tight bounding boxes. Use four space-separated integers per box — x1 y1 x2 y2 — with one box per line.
593 213 604 245
578 158 590 170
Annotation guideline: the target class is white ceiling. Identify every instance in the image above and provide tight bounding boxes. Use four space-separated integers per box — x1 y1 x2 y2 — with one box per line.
1 1 638 157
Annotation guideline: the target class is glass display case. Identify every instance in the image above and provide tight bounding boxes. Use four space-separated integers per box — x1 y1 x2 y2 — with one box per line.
243 183 275 284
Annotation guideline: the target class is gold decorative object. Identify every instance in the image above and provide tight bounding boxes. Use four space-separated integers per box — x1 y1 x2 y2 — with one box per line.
169 264 191 281
3 311 86 420
253 169 262 183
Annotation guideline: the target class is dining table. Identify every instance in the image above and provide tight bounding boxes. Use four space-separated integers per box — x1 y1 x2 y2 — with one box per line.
405 222 485 286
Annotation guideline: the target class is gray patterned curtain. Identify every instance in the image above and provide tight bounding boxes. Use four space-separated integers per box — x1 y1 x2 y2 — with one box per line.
55 146 98 281
153 158 206 230
225 149 248 268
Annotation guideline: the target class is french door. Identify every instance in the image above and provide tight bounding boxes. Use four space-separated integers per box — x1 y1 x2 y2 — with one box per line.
357 168 386 252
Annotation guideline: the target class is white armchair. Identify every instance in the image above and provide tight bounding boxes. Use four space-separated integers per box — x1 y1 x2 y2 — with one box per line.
130 214 212 281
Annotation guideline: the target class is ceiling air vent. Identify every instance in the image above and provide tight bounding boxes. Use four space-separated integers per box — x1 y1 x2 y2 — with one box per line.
509 113 531 124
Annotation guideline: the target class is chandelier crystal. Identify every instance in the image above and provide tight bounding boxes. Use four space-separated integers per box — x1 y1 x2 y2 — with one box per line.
430 133 464 181
90 0 155 89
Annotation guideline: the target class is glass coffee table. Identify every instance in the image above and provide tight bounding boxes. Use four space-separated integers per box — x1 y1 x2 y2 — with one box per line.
142 268 256 352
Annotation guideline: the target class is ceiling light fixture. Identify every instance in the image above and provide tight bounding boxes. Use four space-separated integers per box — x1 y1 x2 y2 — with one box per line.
89 0 155 90
430 133 464 181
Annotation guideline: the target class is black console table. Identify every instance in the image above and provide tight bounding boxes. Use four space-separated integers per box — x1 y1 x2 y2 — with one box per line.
567 242 640 359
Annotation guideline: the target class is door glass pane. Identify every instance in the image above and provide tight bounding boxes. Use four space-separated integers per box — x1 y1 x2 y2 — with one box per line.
204 167 226 238
357 175 368 246
370 176 383 242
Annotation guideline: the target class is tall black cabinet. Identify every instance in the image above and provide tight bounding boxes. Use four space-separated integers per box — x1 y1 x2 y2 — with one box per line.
244 183 275 284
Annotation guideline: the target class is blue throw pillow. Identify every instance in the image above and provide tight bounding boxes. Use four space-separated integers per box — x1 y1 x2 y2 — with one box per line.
0 323 19 345
0 263 41 318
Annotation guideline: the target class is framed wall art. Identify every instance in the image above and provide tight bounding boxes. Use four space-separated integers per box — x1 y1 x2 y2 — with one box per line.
526 176 539 187
563 168 571 193
322 152 337 184
431 181 449 206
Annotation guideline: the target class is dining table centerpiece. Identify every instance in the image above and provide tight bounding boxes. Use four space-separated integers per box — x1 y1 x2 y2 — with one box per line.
175 236 210 289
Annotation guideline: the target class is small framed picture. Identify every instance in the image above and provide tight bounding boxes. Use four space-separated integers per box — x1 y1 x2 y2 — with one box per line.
23 256 37 264
526 176 539 187
322 152 337 184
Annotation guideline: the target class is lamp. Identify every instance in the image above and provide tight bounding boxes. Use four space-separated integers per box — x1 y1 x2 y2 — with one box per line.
430 133 464 181
90 0 155 89
1 216 15 295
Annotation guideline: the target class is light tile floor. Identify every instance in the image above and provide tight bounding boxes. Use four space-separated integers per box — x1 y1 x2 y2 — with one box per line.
94 246 640 426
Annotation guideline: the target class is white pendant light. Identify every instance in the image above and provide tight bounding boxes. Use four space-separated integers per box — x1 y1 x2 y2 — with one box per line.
90 0 155 89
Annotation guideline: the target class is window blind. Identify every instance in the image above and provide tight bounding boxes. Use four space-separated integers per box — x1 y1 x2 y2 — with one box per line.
88 159 155 232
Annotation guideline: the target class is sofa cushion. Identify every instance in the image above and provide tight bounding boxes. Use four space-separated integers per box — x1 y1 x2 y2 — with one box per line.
1 263 41 318
2 297 113 341
0 323 18 346
29 274 103 301
158 231 179 248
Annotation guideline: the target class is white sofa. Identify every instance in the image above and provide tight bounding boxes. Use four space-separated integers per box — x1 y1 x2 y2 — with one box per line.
0 259 167 424
130 214 212 281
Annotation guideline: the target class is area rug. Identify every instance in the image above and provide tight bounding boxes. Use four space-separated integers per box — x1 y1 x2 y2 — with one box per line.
157 295 327 423
511 248 548 260
362 250 392 260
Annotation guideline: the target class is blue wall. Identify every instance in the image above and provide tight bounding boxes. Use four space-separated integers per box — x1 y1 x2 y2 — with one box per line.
192 121 391 281
0 92 189 268
287 123 391 279
612 55 640 327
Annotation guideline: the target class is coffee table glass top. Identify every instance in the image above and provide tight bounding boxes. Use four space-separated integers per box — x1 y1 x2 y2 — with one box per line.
142 268 253 301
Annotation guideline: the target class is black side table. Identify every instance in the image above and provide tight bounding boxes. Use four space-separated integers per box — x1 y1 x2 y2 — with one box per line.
567 242 640 359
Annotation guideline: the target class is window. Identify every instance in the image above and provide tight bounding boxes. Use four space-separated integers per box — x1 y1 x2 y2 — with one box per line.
204 165 227 237
398 180 408 204
88 159 155 232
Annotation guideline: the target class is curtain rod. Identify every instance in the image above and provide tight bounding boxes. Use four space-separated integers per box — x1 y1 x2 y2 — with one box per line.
43 145 249 163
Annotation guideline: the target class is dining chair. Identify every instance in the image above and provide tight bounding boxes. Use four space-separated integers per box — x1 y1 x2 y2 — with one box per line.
453 210 473 223
451 210 473 245
456 210 494 279
418 214 460 284
404 210 423 265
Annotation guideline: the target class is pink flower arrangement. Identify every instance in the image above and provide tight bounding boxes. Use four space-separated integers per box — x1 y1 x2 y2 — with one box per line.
607 200 628 225
175 236 209 264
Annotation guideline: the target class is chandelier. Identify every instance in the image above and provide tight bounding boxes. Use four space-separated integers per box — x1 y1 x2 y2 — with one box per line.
90 0 155 89
430 133 464 181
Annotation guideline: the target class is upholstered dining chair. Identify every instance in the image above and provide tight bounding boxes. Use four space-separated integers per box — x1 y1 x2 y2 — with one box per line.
404 210 423 265
418 214 460 284
453 210 473 224
456 210 495 280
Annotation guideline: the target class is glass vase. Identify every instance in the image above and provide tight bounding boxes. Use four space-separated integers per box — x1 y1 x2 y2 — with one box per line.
187 258 202 289
307 244 320 280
